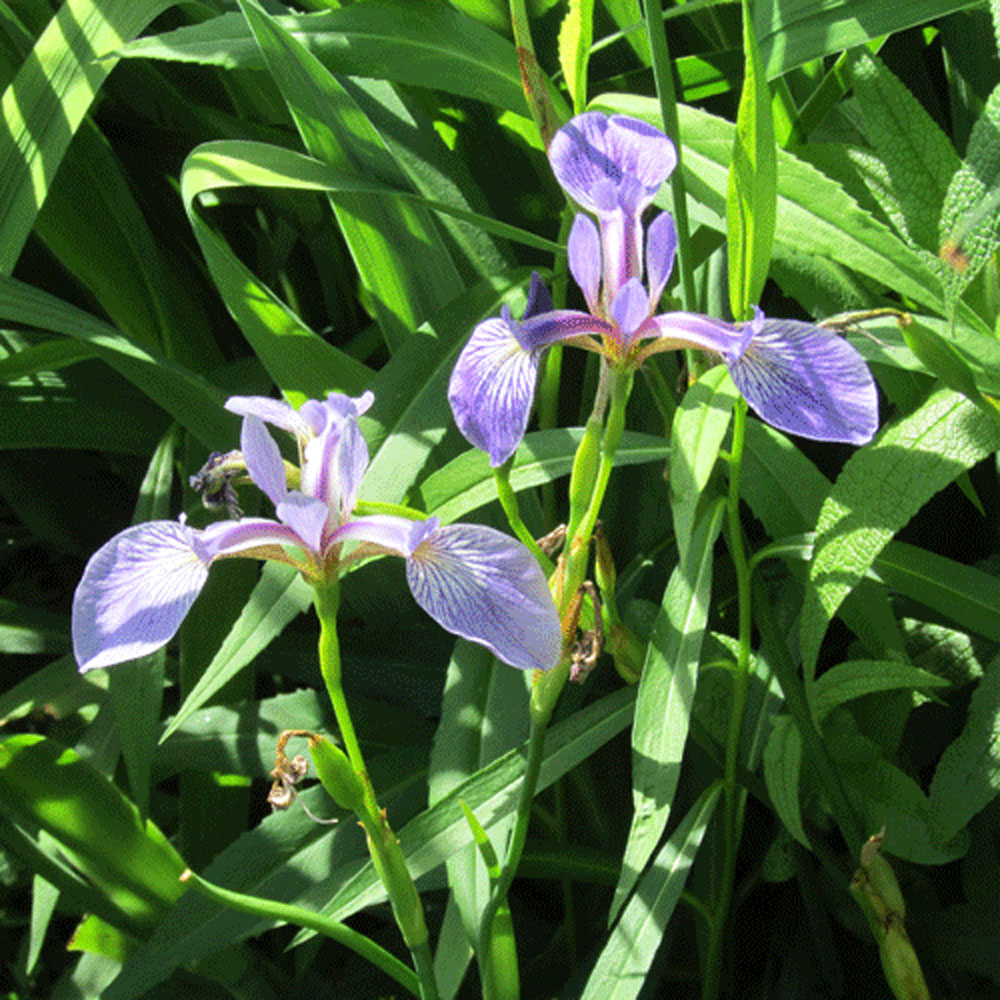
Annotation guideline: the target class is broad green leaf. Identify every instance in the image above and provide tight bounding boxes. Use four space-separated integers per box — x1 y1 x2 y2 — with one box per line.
801 389 1000 680
237 0 463 352
940 82 1000 305
107 428 176 819
0 0 175 273
762 715 808 846
420 428 669 524
845 49 960 254
727 0 776 319
579 783 722 1000
0 655 105 727
117 4 525 113
161 562 313 743
558 0 594 113
812 660 950 720
0 599 68 656
930 652 1000 840
0 335 96 381
428 641 528 950
105 687 636 997
612 500 725 919
0 735 186 932
901 321 989 409
669 365 737 561
0 276 232 448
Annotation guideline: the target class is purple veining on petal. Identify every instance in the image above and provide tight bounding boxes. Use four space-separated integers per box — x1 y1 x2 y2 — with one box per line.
72 520 212 672
610 278 651 348
646 211 677 307
241 416 287 508
645 311 753 363
447 314 545 467
726 319 879 444
405 523 562 671
568 213 602 313
518 309 611 349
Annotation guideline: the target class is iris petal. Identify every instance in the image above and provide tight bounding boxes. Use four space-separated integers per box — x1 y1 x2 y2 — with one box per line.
448 315 543 467
645 312 753 362
405 523 563 672
568 214 602 313
72 520 211 672
241 416 287 508
226 396 311 440
726 319 879 444
646 212 677 306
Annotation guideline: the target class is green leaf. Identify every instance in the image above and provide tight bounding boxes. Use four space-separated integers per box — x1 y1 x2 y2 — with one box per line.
579 783 722 1000
727 0 776 319
117 4 525 113
0 0 175 273
236 0 463 352
812 660 950 721
845 48 960 254
930 653 1000 841
558 0 594 113
801 389 1000 680
669 365 737 562
161 563 313 743
612 500 725 920
0 735 186 932
420 428 669 523
762 715 808 846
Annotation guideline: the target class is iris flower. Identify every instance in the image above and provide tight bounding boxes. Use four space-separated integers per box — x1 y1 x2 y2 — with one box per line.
448 112 879 467
72 392 562 674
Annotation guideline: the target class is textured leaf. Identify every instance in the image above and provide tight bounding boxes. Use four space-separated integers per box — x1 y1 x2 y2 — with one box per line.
812 660 950 720
612 500 725 919
801 389 1000 679
579 784 721 1000
762 715 808 846
558 0 594 113
930 653 1000 840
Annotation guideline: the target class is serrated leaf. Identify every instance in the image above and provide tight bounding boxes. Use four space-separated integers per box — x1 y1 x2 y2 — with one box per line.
669 365 737 561
727 0 776 319
930 653 1000 841
801 389 1000 680
579 784 721 1000
846 48 959 254
612 500 725 920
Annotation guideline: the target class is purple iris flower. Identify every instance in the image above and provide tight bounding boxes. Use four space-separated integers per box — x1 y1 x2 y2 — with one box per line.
72 392 562 674
448 112 878 466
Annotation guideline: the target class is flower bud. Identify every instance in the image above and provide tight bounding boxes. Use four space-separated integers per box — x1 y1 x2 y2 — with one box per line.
308 735 365 814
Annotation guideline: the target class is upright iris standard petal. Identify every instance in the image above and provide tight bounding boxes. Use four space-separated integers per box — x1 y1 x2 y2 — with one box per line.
568 214 602 313
448 314 544 467
725 318 879 444
226 396 311 441
406 523 563 672
241 416 288 508
72 520 212 672
646 211 678 306
609 278 651 349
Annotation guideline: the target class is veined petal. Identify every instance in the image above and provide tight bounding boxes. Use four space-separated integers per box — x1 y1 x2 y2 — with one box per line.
275 494 329 554
226 396 312 441
522 272 554 319
405 523 563 672
568 213 602 313
301 395 371 518
332 513 435 557
241 416 287 508
548 112 676 217
646 211 677 306
448 315 543 467
72 520 211 672
610 278 650 347
645 312 753 363
726 319 879 444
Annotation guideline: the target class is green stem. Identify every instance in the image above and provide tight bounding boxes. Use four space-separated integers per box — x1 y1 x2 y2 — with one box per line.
702 398 752 1000
493 467 553 570
313 581 440 1000
180 868 421 999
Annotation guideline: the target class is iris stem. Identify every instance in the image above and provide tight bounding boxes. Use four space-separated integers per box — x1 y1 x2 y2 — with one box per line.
493 466 554 571
313 581 440 1000
702 397 752 1000
179 867 421 999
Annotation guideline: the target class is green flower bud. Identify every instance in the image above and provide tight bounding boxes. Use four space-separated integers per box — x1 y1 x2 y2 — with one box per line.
308 735 365 814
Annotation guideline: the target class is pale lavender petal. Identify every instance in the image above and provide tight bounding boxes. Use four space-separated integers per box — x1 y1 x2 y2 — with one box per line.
72 520 210 672
448 315 544 467
568 213 601 313
610 278 650 347
241 416 287 508
332 513 436 556
226 396 312 440
301 396 371 518
194 516 307 560
646 211 677 306
405 523 563 671
548 112 675 217
275 494 329 553
645 312 753 363
726 319 879 444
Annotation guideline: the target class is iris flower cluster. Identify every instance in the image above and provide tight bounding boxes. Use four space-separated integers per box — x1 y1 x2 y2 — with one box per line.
72 392 562 674
448 112 879 466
